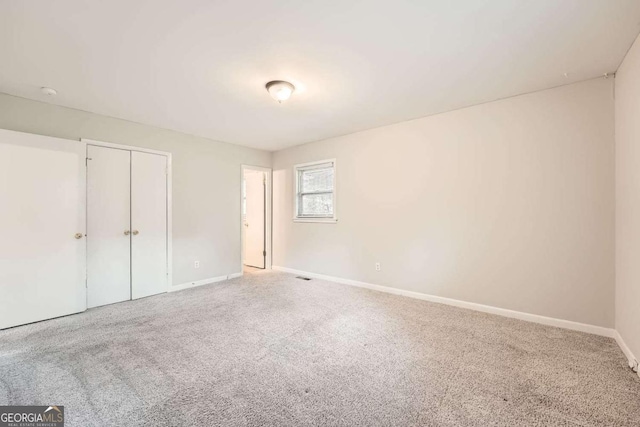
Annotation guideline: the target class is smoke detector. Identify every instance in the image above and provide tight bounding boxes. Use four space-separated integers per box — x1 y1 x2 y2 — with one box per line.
41 87 57 96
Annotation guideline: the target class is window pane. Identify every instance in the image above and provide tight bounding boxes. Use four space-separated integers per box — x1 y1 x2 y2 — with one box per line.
300 167 333 193
300 193 333 216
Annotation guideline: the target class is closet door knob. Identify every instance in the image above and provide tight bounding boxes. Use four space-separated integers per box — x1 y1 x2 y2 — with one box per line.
74 233 84 239
124 230 131 236
132 230 139 236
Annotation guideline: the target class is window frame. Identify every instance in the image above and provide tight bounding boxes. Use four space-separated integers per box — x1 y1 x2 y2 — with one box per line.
293 159 337 223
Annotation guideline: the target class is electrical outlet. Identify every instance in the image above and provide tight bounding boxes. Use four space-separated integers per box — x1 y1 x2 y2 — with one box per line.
375 262 381 271
194 261 200 268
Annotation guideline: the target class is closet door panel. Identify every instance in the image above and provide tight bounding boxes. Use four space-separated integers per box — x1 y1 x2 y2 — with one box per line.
131 151 167 299
0 129 86 329
87 145 131 308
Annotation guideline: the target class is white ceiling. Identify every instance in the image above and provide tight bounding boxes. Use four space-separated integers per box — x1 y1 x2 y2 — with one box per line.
1 1 640 151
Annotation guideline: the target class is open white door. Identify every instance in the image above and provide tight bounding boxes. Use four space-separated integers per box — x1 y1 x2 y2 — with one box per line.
131 151 168 299
87 145 131 308
0 129 86 329
244 170 265 268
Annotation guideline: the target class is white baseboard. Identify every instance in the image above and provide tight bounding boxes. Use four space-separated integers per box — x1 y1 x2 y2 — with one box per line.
272 266 615 338
170 272 243 292
614 331 640 377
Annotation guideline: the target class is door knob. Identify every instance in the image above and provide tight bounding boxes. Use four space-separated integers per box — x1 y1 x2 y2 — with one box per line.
244 223 249 227
124 230 131 236
74 233 83 239
132 230 139 235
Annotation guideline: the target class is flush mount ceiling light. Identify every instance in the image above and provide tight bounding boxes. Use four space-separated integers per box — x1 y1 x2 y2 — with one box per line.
265 80 295 103
40 87 57 96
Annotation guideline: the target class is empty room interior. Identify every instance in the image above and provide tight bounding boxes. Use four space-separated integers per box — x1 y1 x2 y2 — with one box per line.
2 1 640 426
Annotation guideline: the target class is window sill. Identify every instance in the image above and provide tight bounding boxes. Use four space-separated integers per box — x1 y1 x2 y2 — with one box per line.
293 218 338 224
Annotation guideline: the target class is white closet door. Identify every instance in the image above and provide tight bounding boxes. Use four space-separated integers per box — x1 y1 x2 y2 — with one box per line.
244 171 265 268
0 129 86 329
87 146 131 308
131 151 167 299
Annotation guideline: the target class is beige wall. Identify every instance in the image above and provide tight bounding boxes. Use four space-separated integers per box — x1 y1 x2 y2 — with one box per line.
273 78 615 328
615 33 640 361
0 93 271 286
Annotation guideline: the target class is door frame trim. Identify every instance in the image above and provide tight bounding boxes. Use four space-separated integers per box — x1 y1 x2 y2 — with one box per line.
81 138 173 292
241 165 272 270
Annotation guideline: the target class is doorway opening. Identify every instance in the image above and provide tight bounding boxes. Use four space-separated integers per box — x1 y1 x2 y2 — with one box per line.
241 165 271 270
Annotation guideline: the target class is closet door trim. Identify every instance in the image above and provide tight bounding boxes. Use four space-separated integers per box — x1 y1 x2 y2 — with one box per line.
82 138 172 293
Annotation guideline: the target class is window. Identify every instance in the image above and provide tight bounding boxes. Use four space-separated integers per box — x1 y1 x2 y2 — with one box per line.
294 159 337 223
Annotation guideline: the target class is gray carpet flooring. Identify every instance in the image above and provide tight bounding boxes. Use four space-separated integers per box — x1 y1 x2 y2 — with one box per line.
0 268 639 426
